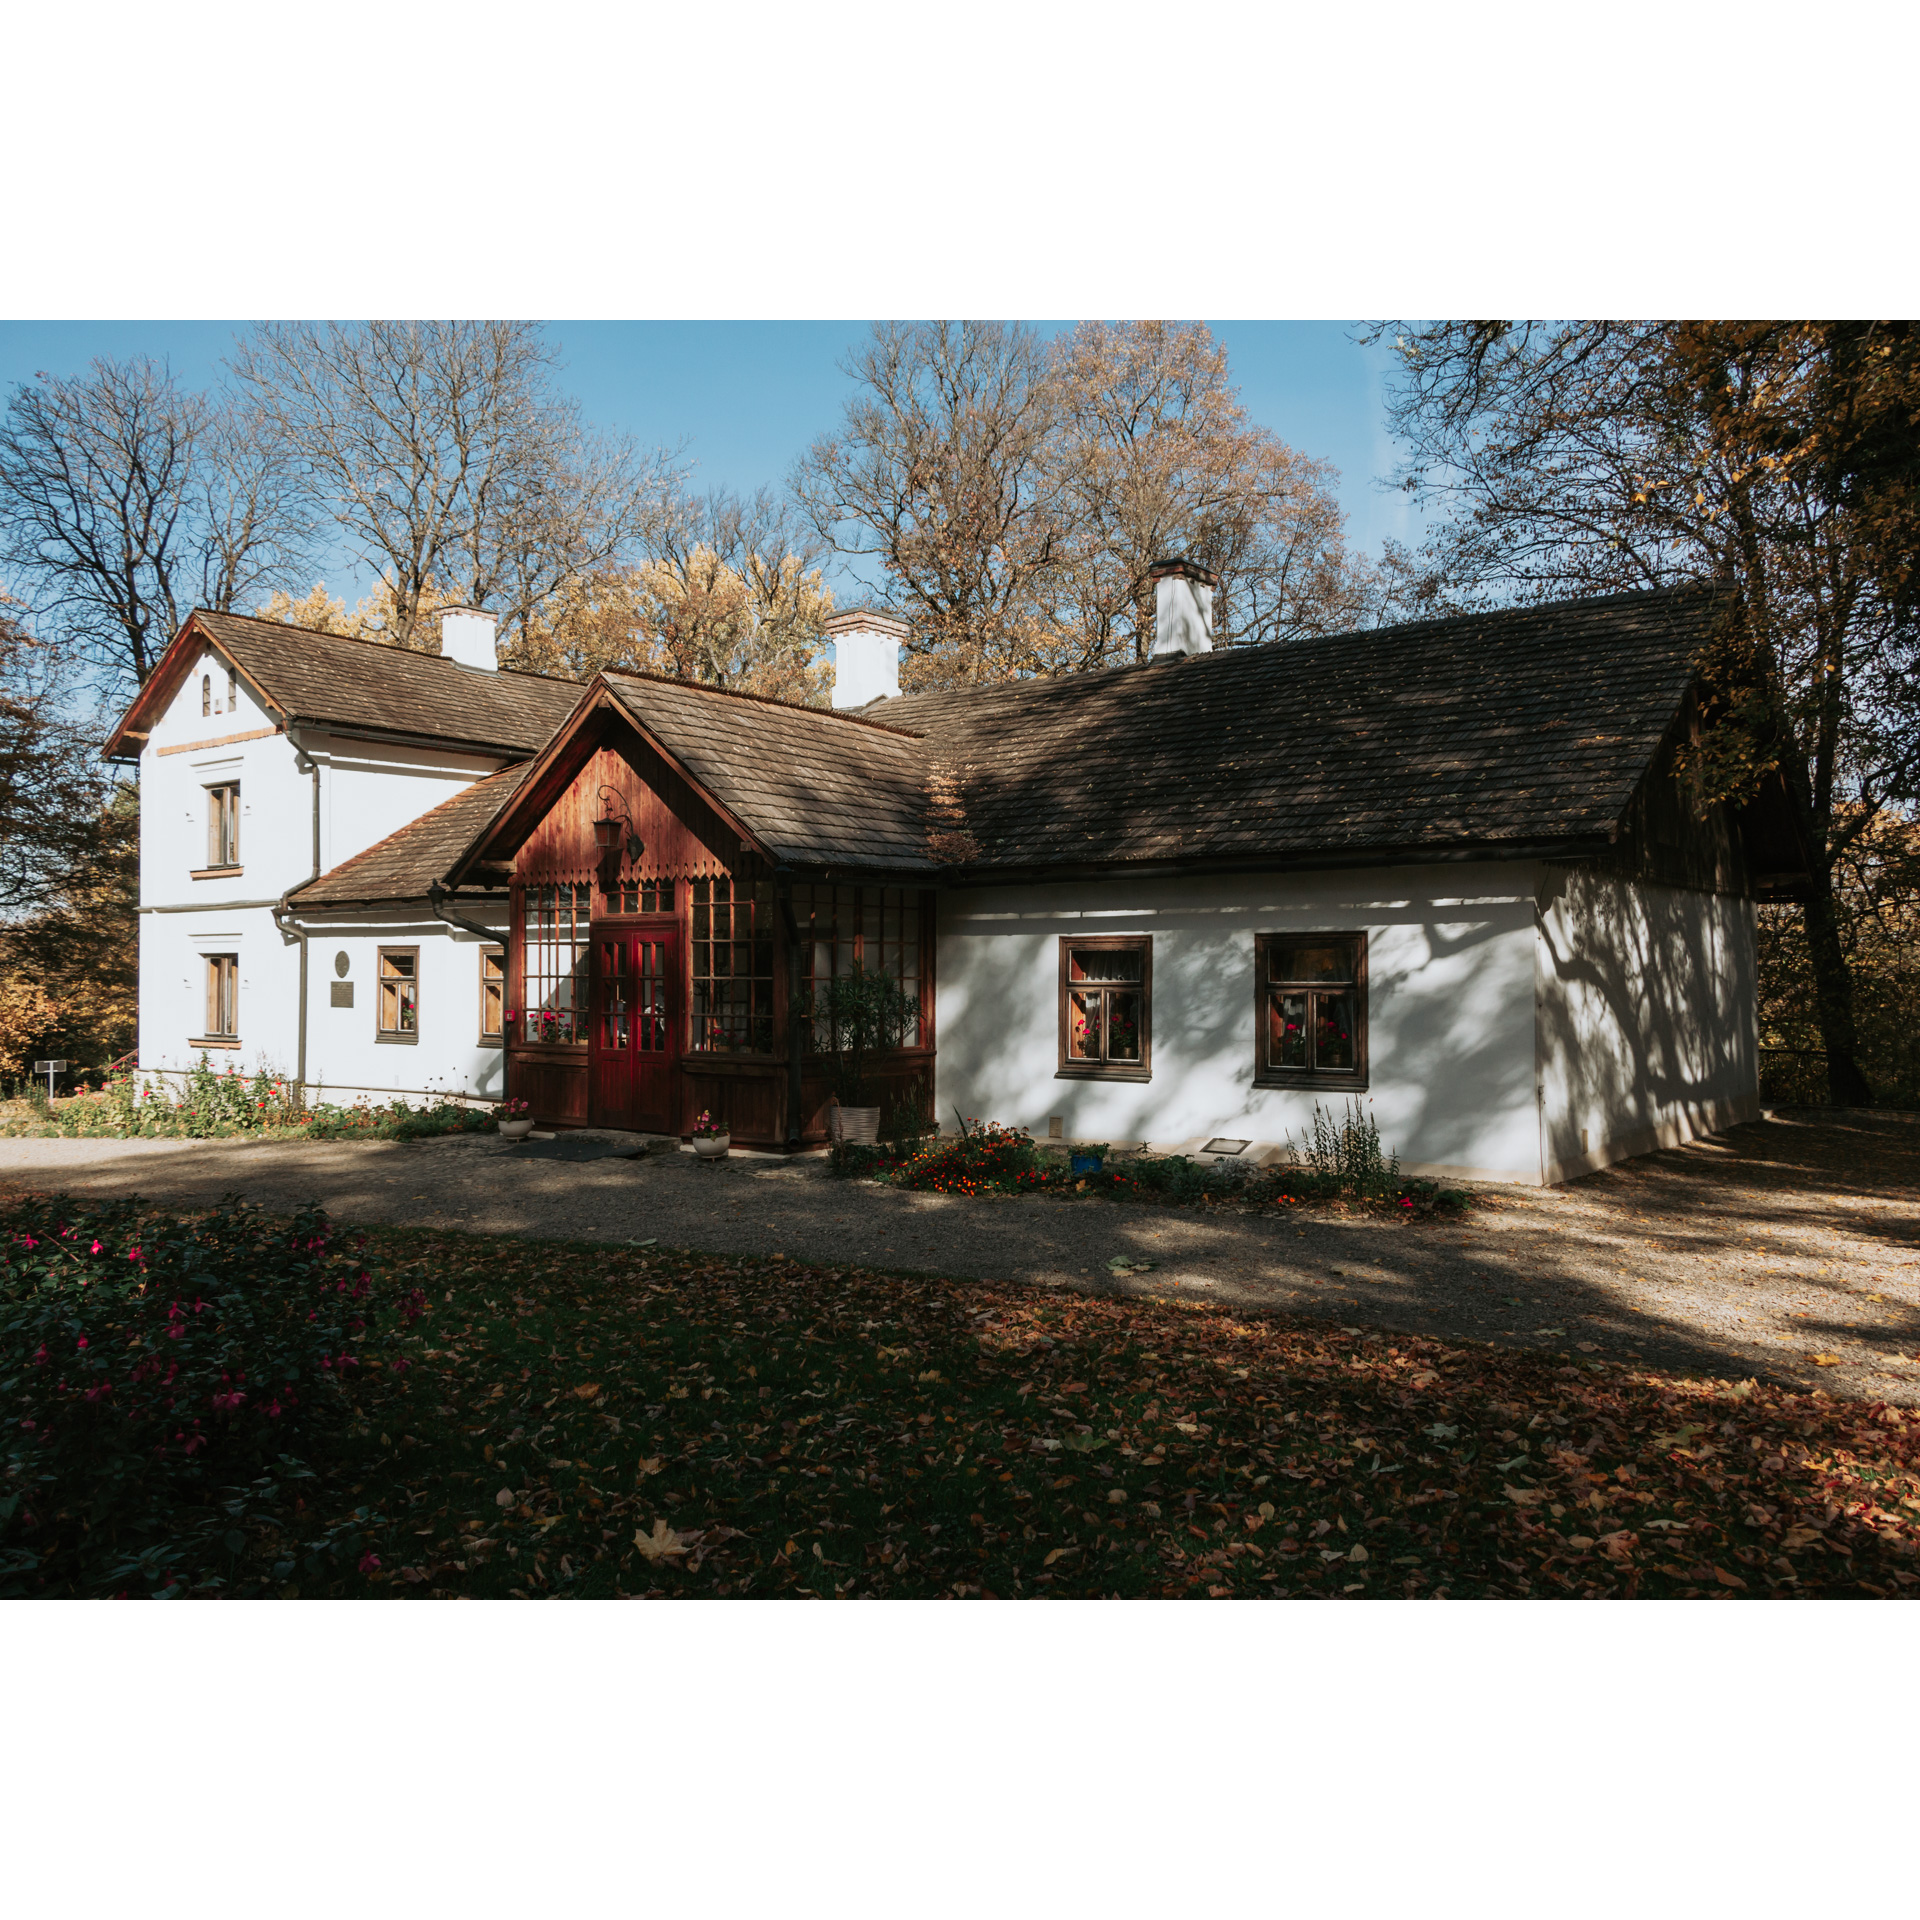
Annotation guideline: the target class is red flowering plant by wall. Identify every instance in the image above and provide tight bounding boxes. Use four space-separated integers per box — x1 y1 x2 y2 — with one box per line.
0 1195 423 1596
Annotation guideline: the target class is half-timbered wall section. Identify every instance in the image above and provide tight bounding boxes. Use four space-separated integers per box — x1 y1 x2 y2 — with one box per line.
503 717 934 1145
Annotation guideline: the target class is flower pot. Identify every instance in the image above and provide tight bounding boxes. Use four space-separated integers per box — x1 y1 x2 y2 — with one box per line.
498 1118 536 1140
831 1105 881 1146
692 1132 731 1159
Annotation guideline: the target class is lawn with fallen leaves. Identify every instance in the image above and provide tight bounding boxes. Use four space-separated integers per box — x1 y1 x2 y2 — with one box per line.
11 1196 1920 1598
142 1219 1920 1600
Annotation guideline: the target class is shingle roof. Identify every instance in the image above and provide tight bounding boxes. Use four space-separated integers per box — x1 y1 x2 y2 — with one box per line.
292 764 530 905
108 609 585 758
599 671 937 871
881 586 1722 872
299 585 1729 895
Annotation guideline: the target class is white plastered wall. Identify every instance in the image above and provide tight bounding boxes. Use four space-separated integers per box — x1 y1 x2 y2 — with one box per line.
294 913 509 1105
135 642 512 1104
936 863 1544 1185
1533 865 1759 1183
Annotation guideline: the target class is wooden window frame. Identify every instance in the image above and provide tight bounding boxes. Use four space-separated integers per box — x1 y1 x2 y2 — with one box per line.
796 882 929 1057
520 882 591 1046
688 873 776 1056
377 945 420 1045
196 952 240 1043
478 945 506 1046
200 782 241 874
1056 934 1152 1083
1253 931 1369 1092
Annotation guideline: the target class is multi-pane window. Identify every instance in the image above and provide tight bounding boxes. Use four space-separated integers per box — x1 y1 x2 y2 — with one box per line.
524 883 591 1043
1058 937 1151 1079
604 877 676 914
201 673 212 718
1256 933 1367 1087
378 948 419 1038
227 667 238 714
205 784 240 868
204 954 238 1038
479 948 505 1042
690 874 774 1053
794 883 924 1050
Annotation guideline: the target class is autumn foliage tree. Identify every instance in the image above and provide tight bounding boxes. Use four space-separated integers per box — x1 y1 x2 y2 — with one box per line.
793 320 1372 687
1374 320 1920 1105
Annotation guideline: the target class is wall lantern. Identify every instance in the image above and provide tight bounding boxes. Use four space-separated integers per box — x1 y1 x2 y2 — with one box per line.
594 787 643 861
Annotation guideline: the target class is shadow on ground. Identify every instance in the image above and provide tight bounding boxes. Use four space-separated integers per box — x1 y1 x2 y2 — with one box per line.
2 1114 1916 1403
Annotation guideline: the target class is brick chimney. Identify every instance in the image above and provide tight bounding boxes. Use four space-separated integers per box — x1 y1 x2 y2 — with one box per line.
440 607 499 672
827 608 907 708
1147 559 1219 659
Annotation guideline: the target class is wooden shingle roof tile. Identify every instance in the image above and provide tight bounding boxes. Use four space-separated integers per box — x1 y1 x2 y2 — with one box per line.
154 610 584 755
292 764 530 905
882 586 1721 871
600 671 937 871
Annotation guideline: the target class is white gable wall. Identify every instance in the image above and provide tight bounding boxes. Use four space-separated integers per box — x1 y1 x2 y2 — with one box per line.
1534 864 1758 1183
135 639 515 1106
936 863 1544 1185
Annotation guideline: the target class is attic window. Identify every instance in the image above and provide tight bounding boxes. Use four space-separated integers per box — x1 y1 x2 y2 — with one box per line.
1056 936 1151 1082
1255 932 1368 1090
201 673 211 718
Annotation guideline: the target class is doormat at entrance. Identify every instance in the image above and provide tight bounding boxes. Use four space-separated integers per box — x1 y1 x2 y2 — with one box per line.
496 1130 657 1164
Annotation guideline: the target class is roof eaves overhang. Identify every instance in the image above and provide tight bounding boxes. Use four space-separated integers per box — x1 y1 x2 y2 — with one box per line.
931 833 1619 890
282 887 511 916
283 717 544 760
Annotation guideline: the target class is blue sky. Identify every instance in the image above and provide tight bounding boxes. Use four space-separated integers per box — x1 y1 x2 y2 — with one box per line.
0 320 1421 605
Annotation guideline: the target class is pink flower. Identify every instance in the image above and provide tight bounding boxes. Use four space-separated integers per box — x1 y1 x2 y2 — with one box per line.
89 1239 103 1255
76 1337 89 1349
358 1552 381 1574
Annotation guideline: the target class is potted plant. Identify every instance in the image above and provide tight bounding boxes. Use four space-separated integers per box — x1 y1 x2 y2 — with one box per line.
690 1109 730 1159
497 1096 535 1140
817 962 919 1146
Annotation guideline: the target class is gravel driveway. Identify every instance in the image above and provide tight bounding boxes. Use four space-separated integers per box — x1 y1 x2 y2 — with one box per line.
3 1112 1916 1403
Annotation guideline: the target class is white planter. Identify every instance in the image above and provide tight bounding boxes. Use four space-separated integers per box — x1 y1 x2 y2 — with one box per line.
692 1132 731 1159
831 1106 881 1146
498 1118 536 1140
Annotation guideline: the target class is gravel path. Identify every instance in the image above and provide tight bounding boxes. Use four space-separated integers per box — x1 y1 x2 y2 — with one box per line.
3 1113 1917 1403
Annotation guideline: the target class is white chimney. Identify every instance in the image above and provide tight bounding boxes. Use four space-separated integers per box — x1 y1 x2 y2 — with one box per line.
1147 559 1219 659
827 608 907 708
440 607 499 672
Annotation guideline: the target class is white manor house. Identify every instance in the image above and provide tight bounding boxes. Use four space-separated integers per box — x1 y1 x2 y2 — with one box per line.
105 573 1812 1185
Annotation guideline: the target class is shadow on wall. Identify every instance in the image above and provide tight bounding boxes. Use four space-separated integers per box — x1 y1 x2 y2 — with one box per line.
938 886 1542 1179
1537 866 1758 1177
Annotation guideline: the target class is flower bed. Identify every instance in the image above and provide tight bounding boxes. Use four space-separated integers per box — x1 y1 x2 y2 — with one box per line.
1 1056 494 1144
833 1115 1473 1218
1 1194 420 1596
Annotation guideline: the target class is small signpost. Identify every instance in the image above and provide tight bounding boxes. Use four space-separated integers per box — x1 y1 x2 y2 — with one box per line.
34 1059 67 1103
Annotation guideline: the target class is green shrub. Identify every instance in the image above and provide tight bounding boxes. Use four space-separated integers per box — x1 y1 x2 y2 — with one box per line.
0 1194 418 1596
1298 1098 1401 1198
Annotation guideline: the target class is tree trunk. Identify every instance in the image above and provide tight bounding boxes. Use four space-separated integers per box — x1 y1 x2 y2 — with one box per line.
1798 864 1873 1107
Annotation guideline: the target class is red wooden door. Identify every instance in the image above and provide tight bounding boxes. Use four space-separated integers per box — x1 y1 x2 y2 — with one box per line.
591 927 678 1132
